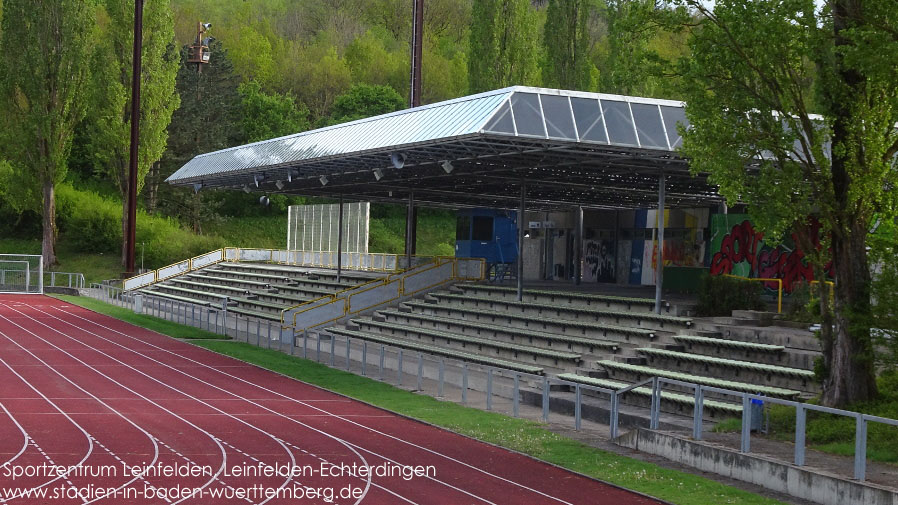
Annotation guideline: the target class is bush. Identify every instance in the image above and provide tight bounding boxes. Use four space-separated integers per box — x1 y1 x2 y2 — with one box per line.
696 273 766 316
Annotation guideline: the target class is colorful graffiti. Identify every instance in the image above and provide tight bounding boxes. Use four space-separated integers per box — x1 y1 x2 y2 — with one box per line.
710 215 831 293
584 240 615 282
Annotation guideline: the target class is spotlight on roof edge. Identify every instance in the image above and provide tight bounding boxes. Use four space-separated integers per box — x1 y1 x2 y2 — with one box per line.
441 160 454 174
254 174 265 187
319 175 329 186
390 152 406 169
259 195 269 207
193 182 202 194
287 169 297 183
275 180 285 190
373 168 383 181
242 185 251 194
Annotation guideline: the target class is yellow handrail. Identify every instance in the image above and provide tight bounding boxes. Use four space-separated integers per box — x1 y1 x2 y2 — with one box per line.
722 274 782 314
809 280 835 307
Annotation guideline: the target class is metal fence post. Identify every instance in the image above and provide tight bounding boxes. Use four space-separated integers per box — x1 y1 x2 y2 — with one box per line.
438 358 444 397
693 387 704 440
650 377 661 430
542 377 549 422
378 346 384 379
416 353 423 391
462 363 468 405
486 368 493 411
397 349 403 386
331 337 336 367
316 335 322 362
513 374 520 418
303 332 308 359
575 384 582 431
795 405 806 466
362 342 368 376
741 394 752 453
854 416 867 481
346 337 351 369
610 391 619 439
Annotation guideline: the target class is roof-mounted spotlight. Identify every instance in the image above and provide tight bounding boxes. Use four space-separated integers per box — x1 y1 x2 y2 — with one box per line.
441 160 454 174
390 152 406 169
254 174 265 187
287 169 297 183
275 180 285 190
202 22 212 29
242 184 251 194
193 182 203 194
319 175 329 186
259 195 270 207
373 168 383 181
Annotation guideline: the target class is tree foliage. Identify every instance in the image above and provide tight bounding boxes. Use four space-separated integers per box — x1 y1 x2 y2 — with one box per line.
659 0 898 406
239 80 310 143
87 0 180 267
468 0 541 92
328 84 406 124
542 0 597 90
0 0 96 266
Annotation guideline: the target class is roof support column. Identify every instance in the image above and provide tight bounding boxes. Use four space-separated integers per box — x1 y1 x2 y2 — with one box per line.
574 206 583 286
655 172 666 314
337 193 344 283
517 184 527 302
405 191 416 269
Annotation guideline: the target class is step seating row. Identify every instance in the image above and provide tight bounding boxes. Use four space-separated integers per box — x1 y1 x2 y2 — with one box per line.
322 327 545 375
596 360 803 399
216 262 379 283
349 317 582 368
205 266 354 290
635 347 816 392
457 283 669 313
555 373 742 417
431 292 692 331
404 300 657 343
671 334 816 370
379 308 621 355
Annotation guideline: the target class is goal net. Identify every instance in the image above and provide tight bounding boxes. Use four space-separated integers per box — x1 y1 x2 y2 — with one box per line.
0 254 43 294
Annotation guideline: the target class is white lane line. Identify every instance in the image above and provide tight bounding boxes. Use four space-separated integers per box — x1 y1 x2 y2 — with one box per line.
53 304 575 505
0 401 29 471
0 351 93 503
43 307 496 505
2 305 309 505
0 311 225 505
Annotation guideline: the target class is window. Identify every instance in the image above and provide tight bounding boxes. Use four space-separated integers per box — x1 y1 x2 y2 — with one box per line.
472 216 494 241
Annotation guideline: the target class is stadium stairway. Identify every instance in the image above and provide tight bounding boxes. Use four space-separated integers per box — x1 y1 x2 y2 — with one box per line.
138 262 382 322
319 282 822 419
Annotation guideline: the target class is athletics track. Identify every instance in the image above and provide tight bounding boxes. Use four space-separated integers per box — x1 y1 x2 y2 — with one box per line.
0 295 663 505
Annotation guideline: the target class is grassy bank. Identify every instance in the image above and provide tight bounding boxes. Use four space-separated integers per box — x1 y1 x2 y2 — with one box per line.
58 294 786 505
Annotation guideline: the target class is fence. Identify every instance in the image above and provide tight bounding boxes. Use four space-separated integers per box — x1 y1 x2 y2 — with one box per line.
0 254 43 294
45 271 85 289
84 283 896 483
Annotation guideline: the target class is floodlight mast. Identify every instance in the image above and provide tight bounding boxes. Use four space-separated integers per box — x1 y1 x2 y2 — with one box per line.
187 21 212 73
125 0 144 276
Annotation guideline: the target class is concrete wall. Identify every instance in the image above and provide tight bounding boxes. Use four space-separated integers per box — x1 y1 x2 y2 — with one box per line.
617 429 898 505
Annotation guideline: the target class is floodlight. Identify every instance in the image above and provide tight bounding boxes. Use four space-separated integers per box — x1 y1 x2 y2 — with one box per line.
259 195 270 206
373 168 383 181
441 160 454 174
287 169 297 182
193 183 203 194
203 22 212 29
275 180 285 190
390 152 406 169
242 185 251 194
319 175 329 186
254 174 265 187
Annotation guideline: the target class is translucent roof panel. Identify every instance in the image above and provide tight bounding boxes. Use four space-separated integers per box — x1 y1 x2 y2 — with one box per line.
167 86 690 184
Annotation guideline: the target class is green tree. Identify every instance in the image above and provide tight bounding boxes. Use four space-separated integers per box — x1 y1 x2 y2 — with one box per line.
542 0 597 90
88 0 180 268
468 0 541 93
329 84 405 124
238 80 310 143
600 0 661 96
158 40 243 234
0 0 95 266
663 0 898 406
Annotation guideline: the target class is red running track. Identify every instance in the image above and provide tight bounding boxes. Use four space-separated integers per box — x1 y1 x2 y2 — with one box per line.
0 295 664 505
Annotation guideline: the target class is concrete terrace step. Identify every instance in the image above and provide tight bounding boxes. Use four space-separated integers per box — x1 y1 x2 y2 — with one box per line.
323 327 545 375
378 308 621 354
141 288 213 307
352 318 582 366
555 374 742 415
169 279 250 295
671 335 785 353
218 262 377 282
151 283 229 301
432 292 692 331
185 273 272 289
635 348 815 379
204 267 293 283
228 306 283 322
596 360 802 399
403 300 657 341
457 283 667 312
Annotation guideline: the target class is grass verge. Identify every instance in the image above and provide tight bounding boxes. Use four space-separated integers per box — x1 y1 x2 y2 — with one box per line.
58 295 786 505
54 295 229 340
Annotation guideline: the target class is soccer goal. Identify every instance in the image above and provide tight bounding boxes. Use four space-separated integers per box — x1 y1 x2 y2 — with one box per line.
0 254 43 294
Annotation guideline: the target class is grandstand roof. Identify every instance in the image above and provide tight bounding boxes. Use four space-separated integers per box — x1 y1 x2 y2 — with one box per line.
166 86 724 210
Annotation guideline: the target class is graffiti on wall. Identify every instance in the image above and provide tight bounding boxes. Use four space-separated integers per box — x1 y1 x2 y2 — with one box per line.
709 215 831 293
584 240 615 282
